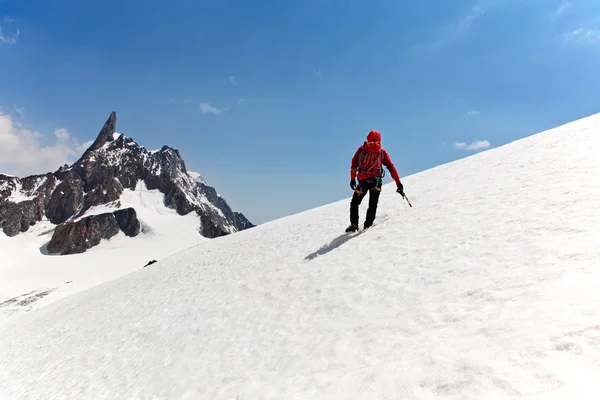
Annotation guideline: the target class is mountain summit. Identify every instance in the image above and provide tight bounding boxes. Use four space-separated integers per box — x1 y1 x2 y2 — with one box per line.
0 112 253 254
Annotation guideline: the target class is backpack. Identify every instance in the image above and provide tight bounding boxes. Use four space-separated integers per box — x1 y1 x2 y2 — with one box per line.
357 146 385 178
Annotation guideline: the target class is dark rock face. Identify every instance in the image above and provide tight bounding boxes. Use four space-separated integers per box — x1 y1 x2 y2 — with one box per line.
47 208 141 255
233 212 254 231
80 177 123 216
199 211 230 238
0 174 15 202
79 112 117 159
114 208 140 237
0 198 45 237
0 111 253 253
0 173 56 236
45 171 84 225
47 213 121 255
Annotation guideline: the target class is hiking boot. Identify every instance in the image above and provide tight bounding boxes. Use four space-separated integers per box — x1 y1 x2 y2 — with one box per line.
345 223 359 232
363 221 373 230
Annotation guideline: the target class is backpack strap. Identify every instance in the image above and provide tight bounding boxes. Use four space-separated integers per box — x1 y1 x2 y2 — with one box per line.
378 149 385 178
370 149 383 175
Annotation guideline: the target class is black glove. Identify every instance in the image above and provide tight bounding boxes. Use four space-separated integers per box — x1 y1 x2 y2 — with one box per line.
350 179 357 190
396 181 404 196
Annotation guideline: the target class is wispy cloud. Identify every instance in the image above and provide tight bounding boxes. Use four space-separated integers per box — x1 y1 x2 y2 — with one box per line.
563 27 600 44
236 98 246 105
466 110 481 117
411 3 488 50
410 0 537 51
199 103 229 115
312 69 322 77
453 140 491 151
552 1 573 20
225 76 237 85
0 16 19 45
456 4 487 36
0 110 93 176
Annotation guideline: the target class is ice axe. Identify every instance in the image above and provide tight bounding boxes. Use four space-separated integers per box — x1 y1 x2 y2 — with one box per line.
398 190 412 207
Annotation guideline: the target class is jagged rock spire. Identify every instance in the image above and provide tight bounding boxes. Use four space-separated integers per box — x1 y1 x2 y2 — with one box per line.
79 112 117 161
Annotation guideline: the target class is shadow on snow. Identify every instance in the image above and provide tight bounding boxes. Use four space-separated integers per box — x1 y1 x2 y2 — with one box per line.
305 231 363 261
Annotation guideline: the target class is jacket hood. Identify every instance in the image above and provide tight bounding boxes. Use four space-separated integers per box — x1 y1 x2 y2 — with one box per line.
362 141 382 153
367 130 381 143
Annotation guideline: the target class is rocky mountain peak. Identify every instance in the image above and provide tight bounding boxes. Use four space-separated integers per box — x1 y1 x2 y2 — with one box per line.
0 111 254 255
79 111 117 160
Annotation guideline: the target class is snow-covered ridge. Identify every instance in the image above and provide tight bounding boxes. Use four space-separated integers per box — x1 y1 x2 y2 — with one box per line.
188 170 206 185
1 113 599 399
87 136 230 224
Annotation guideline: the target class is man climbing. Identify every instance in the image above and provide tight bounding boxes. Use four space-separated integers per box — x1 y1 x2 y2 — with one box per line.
346 129 404 232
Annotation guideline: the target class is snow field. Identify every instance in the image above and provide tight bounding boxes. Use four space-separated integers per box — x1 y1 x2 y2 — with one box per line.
0 113 600 399
0 180 205 323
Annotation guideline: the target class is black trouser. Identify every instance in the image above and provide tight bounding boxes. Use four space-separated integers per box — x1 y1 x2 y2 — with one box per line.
350 177 382 227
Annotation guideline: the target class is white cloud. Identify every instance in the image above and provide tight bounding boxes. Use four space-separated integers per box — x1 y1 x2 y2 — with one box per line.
225 76 237 85
199 103 229 115
312 69 322 77
15 107 25 118
0 110 92 176
54 128 70 142
453 140 491 151
76 139 94 154
0 17 19 45
236 98 246 105
466 110 481 117
467 140 492 150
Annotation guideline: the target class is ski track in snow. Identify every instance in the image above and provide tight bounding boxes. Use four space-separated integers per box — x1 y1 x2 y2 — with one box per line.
1 114 600 399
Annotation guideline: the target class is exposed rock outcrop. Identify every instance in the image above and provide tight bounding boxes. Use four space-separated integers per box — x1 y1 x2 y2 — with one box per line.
47 208 141 255
114 208 141 237
0 197 45 237
45 170 85 225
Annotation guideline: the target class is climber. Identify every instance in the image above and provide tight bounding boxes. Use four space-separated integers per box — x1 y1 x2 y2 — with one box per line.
346 129 404 232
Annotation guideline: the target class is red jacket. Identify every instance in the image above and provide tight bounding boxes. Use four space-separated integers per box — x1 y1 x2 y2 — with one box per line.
351 141 401 184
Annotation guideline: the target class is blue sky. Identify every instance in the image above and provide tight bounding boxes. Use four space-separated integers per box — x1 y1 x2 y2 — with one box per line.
1 0 600 224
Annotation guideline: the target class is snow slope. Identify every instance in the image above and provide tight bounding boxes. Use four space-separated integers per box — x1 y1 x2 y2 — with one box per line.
1 113 600 399
0 181 206 323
